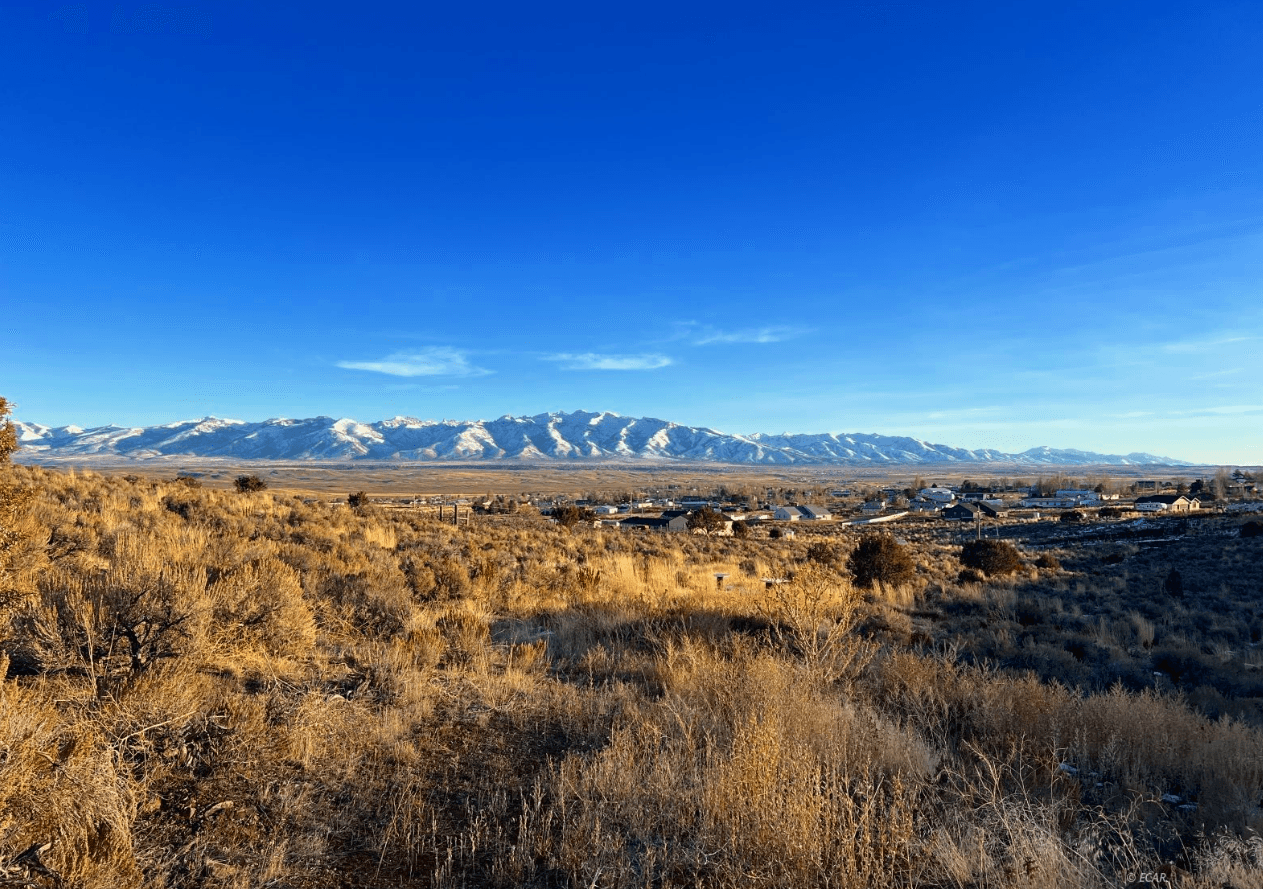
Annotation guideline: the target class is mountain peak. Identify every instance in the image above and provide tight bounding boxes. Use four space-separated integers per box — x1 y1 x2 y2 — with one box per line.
10 412 1190 466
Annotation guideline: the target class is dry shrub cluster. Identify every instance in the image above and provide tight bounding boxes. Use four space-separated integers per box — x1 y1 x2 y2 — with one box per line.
0 461 1260 887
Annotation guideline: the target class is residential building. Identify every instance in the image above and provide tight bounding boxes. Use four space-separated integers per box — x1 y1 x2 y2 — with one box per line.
942 503 980 521
1134 495 1198 513
619 515 690 532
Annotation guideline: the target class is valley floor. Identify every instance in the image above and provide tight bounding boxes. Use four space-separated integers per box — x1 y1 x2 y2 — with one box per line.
2 465 1262 888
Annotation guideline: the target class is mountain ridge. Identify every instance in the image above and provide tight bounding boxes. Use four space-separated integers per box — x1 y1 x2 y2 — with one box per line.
12 411 1189 466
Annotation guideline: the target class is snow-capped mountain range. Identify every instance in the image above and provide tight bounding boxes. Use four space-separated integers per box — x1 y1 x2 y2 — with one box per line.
12 411 1187 465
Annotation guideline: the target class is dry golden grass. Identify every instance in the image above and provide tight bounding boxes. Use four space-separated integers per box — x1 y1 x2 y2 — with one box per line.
0 462 1260 887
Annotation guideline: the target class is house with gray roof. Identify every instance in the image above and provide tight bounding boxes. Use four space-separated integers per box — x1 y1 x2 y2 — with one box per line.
619 515 690 532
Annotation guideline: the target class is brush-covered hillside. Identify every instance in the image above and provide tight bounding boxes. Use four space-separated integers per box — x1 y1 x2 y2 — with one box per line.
1 458 1261 886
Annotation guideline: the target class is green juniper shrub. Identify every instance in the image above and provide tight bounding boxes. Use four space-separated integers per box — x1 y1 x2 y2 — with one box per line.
847 533 916 589
960 539 1024 576
957 567 987 585
234 475 268 493
804 540 845 570
552 505 596 530
1035 553 1061 570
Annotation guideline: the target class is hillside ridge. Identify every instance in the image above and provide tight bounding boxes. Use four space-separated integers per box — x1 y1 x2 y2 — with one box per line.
13 410 1187 465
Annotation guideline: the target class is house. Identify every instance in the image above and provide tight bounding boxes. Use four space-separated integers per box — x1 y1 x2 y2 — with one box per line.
1134 495 1198 513
774 506 804 521
942 503 980 521
593 505 620 515
1055 489 1116 503
796 505 833 521
977 502 1008 519
619 515 689 532
860 500 887 514
919 487 956 503
1019 497 1081 509
908 498 942 513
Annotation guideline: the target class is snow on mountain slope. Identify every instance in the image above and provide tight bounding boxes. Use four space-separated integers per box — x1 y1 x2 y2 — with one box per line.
9 413 1189 465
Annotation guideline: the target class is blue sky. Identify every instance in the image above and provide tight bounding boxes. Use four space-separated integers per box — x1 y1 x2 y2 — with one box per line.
2 1 1261 463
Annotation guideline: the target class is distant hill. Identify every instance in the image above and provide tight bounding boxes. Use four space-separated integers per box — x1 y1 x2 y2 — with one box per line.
13 411 1189 466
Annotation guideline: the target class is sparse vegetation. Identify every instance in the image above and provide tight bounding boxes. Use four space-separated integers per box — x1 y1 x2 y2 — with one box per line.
0 397 43 610
1 444 1261 887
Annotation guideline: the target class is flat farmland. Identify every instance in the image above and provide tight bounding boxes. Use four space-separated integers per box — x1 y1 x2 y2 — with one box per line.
15 454 1216 498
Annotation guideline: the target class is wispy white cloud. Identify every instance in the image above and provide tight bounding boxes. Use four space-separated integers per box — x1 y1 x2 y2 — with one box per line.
544 352 672 371
336 347 491 377
1161 335 1253 354
1186 404 1263 415
678 322 808 345
1189 367 1243 380
695 325 806 345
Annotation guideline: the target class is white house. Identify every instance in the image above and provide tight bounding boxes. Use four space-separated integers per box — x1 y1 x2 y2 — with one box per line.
593 505 620 515
773 506 804 521
860 500 887 514
1020 497 1081 509
1134 495 1197 513
919 487 956 503
796 505 833 521
1054 490 1116 505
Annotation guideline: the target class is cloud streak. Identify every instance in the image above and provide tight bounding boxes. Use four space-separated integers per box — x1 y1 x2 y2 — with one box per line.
337 347 492 377
544 352 672 371
1161 335 1254 354
688 324 808 345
